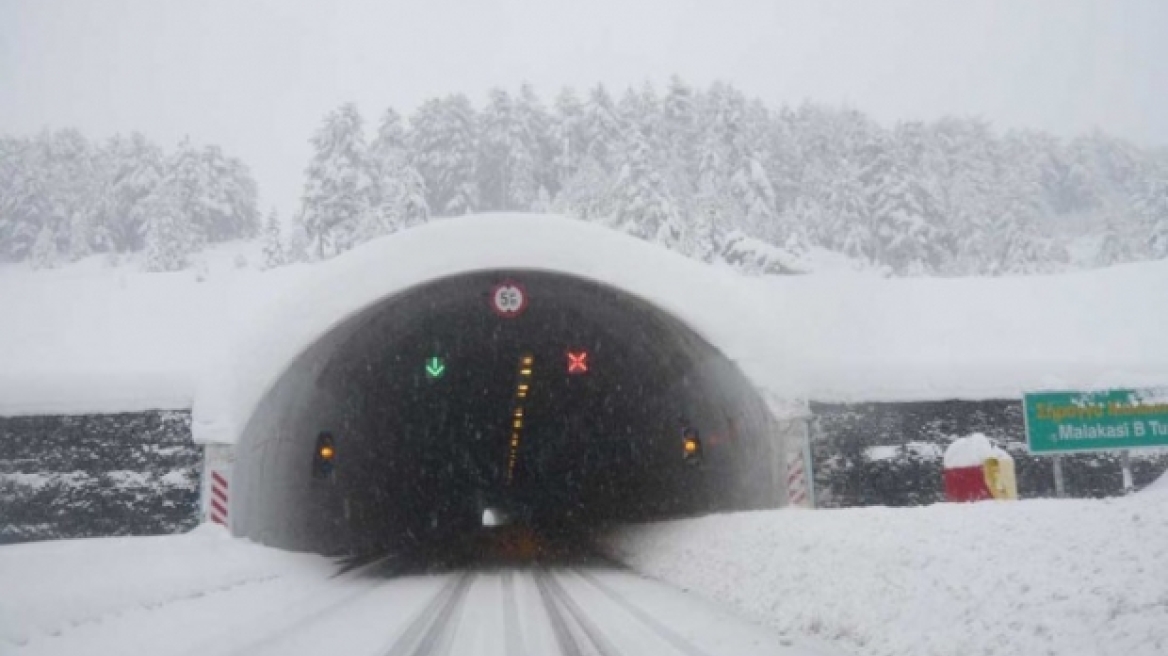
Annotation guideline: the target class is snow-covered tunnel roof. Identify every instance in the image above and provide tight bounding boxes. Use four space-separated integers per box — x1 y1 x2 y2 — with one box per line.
1 213 1167 443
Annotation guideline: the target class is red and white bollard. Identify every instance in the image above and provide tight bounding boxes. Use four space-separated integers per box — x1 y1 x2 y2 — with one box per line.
209 470 229 525
203 443 234 529
786 450 809 507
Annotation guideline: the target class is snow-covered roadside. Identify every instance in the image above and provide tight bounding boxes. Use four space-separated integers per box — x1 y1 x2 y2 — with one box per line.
600 492 1168 656
0 524 336 654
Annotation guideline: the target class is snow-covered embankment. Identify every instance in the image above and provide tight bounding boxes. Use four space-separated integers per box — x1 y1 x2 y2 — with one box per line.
601 492 1168 656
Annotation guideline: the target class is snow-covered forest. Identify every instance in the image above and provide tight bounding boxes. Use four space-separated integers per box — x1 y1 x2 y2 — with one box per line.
4 78 1167 276
0 130 259 271
293 79 1168 275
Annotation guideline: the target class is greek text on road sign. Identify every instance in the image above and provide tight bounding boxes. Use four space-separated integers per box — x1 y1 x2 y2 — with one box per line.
491 281 528 318
1023 388 1168 454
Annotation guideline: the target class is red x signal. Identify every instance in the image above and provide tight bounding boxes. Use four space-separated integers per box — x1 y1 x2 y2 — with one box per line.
567 351 588 374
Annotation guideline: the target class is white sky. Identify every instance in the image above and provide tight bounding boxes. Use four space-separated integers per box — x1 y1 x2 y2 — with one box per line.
2 0 1166 216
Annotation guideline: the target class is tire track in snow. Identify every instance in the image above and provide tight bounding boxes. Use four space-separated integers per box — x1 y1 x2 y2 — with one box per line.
535 566 622 656
571 568 714 656
383 571 475 656
501 570 527 656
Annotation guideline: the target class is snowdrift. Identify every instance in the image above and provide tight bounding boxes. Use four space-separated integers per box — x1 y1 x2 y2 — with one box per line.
601 495 1168 656
0 524 335 653
1 213 1167 444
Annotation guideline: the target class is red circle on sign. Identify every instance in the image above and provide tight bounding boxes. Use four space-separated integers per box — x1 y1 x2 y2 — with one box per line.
490 280 528 318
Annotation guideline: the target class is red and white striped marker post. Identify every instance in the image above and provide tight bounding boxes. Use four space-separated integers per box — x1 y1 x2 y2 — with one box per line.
786 450 809 507
209 469 229 526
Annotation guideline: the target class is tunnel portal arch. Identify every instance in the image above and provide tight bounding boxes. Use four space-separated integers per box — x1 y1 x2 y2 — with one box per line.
192 216 803 554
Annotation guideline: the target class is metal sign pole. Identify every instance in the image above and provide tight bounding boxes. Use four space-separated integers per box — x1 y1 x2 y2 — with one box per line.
1052 456 1066 498
1120 450 1134 495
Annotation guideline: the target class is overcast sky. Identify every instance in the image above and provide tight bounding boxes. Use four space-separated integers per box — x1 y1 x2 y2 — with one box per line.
2 0 1166 215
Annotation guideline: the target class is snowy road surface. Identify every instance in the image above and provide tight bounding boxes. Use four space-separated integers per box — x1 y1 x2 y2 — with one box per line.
195 564 825 656
1 529 833 656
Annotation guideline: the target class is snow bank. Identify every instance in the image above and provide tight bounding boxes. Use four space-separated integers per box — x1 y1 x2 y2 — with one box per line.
0 523 334 652
1147 469 1168 493
942 432 1011 469
2 213 1167 436
864 441 942 462
602 496 1168 656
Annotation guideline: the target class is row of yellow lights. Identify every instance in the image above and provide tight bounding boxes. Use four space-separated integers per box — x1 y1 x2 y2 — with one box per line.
506 354 534 485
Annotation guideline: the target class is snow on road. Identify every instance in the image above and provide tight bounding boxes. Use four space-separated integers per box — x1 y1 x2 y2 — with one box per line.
0 527 832 656
5 492 1168 655
601 492 1168 656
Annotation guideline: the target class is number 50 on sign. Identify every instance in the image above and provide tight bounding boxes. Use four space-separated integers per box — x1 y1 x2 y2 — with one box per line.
490 280 528 318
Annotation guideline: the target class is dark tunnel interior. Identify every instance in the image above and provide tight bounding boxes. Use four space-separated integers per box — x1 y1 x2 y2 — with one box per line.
232 271 783 560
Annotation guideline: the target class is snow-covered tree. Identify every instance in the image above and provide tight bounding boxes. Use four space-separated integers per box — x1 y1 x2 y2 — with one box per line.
367 107 429 238
578 85 623 174
610 123 682 247
477 88 540 210
29 225 58 269
95 133 165 253
552 88 585 188
141 179 198 272
261 208 284 269
408 95 478 215
301 103 369 258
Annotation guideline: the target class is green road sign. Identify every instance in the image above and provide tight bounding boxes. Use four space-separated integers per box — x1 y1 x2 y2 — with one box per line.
1023 388 1168 454
425 356 446 379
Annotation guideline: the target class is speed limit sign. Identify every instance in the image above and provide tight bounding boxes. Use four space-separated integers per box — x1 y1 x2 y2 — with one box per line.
490 280 528 318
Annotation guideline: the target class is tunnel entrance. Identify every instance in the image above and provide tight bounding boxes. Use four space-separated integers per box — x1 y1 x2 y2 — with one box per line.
232 271 782 556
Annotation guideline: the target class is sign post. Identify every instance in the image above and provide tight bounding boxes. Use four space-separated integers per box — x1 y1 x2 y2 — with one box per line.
1023 388 1168 494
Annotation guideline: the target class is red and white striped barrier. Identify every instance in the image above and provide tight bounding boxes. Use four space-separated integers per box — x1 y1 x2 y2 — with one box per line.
786 450 809 507
209 470 229 525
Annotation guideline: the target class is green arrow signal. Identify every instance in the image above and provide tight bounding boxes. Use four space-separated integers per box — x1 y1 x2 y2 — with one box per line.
425 356 446 379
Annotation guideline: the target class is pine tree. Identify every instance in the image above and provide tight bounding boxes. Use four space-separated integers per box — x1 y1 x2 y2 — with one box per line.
95 133 166 253
301 103 369 258
611 123 682 247
661 76 699 206
408 95 478 215
556 156 615 220
578 85 622 174
477 88 539 210
861 128 938 273
142 180 197 272
1133 163 1168 257
0 137 50 261
29 224 58 269
552 88 585 189
367 107 429 238
261 208 284 269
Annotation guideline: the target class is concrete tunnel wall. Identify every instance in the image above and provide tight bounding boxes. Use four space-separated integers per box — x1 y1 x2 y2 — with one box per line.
230 271 788 555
